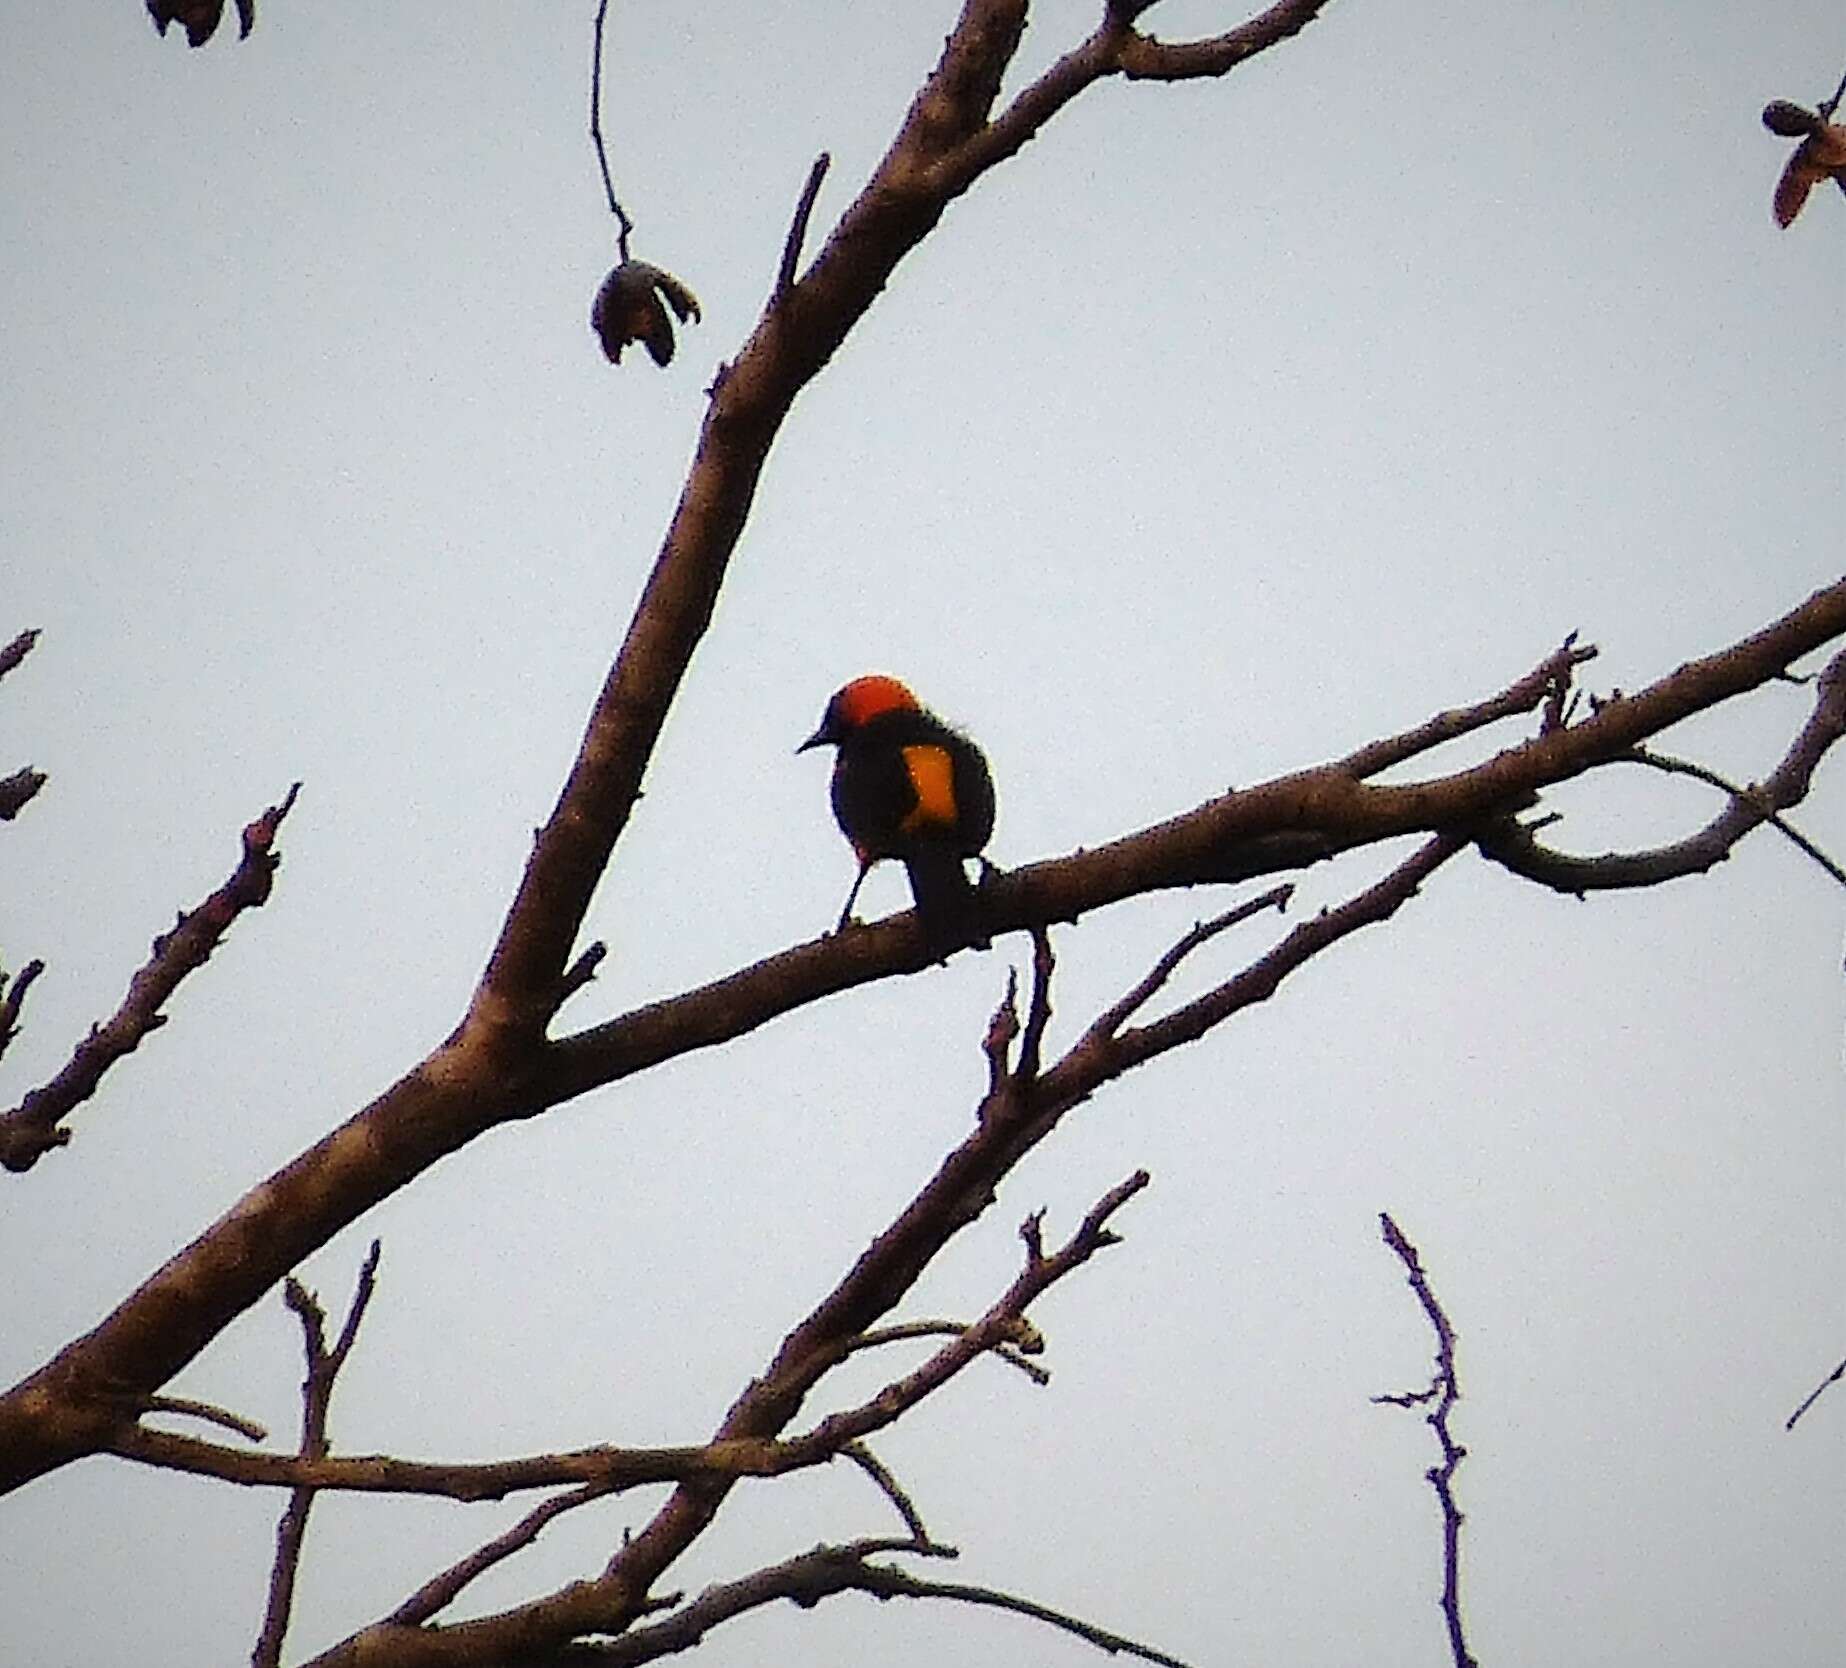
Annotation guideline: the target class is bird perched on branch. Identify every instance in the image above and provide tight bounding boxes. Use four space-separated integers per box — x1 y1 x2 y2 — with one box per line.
1763 99 1846 227
799 676 996 950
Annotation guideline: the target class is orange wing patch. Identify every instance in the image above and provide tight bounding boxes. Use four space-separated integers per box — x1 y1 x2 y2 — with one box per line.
898 744 957 832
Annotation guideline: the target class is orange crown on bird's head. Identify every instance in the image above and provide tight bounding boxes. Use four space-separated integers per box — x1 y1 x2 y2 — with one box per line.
832 675 919 728
799 675 922 751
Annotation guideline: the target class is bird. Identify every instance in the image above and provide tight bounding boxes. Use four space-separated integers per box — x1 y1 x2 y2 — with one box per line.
1763 99 1846 227
799 675 996 950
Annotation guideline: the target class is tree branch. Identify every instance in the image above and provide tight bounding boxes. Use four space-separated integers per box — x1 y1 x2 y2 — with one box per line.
1787 1349 1846 1432
1373 1213 1476 1668
776 153 832 295
253 1241 383 1668
0 782 301 1173
0 959 46 1068
1477 643 1846 894
0 627 38 682
530 1536 1188 1668
0 765 46 821
8 579 1843 1500
384 1485 624 1629
105 1426 823 1500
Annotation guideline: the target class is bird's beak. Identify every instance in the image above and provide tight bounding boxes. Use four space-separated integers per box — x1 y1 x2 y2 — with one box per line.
796 724 828 754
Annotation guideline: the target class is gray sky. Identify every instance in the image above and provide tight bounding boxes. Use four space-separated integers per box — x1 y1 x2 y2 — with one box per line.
4 3 1846 1663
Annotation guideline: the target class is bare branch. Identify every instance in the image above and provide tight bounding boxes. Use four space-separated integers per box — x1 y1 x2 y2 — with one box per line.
133 1395 267 1443
535 1534 1188 1668
253 1241 383 1668
809 1561 1192 1668
0 959 46 1067
1340 636 1595 777
105 1426 811 1500
776 153 832 295
1118 0 1342 81
0 766 46 821
548 1538 953 1666
1787 1350 1846 1432
556 942 609 1011
841 1442 934 1546
1016 924 1057 1083
1373 1214 1477 1668
1084 885 1293 1040
982 966 1022 1095
1067 833 1465 1083
852 1317 1049 1384
939 0 1342 191
1624 746 1846 888
0 627 38 682
787 1174 1149 1462
385 1485 621 1628
1478 644 1846 894
0 783 301 1173
11 580 1842 1500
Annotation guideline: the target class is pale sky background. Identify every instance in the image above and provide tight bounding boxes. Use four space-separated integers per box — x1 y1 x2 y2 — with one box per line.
4 3 1846 1664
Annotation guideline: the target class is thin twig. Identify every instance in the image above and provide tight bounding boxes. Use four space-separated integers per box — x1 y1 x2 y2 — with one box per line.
853 1317 1049 1384
776 152 831 295
252 1241 383 1668
1016 924 1057 1082
1820 65 1846 122
841 1443 934 1545
1625 746 1846 888
834 1562 1192 1668
590 0 635 258
1086 885 1293 1040
1787 1350 1846 1431
1343 637 1597 776
556 942 608 1011
1373 1213 1477 1668
135 1395 268 1443
386 1484 621 1627
1478 643 1846 895
787 1174 1149 1463
982 966 1022 1097
552 1535 1186 1668
0 959 45 1066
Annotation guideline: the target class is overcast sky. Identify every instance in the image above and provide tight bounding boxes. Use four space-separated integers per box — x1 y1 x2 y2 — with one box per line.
5 3 1846 1664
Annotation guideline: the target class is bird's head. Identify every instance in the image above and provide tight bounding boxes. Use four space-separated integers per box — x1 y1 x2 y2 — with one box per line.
798 675 920 751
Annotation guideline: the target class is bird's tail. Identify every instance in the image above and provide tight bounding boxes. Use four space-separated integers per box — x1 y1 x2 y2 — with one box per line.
904 849 990 952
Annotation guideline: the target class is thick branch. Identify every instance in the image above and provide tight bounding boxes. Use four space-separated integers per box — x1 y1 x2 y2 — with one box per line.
106 1427 820 1500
